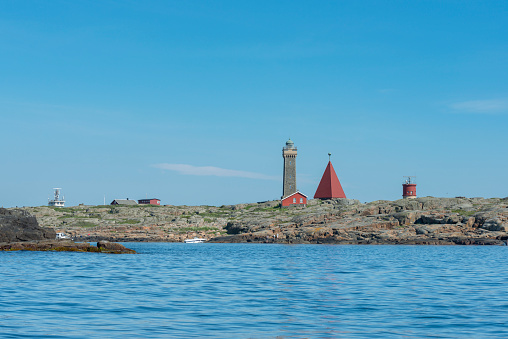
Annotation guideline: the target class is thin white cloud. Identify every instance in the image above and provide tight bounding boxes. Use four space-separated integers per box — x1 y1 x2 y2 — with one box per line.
153 163 278 180
450 99 508 114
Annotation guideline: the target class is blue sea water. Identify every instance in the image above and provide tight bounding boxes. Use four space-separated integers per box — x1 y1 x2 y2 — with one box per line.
1 244 507 338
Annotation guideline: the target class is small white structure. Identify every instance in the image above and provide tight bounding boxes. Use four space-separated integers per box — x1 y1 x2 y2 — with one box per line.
48 188 65 207
56 232 70 240
184 238 206 243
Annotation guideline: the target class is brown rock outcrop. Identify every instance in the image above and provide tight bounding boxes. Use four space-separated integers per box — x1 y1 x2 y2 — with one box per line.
0 240 136 254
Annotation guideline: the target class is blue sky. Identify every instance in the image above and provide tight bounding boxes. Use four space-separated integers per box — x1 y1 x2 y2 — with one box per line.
1 1 507 207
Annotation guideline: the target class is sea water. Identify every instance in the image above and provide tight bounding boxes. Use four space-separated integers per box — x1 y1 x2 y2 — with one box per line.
1 243 507 338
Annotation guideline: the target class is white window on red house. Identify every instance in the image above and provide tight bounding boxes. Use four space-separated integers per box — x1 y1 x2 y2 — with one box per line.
300 198 303 203
293 198 296 203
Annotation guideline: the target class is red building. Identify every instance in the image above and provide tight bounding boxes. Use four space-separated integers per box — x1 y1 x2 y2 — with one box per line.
281 191 307 207
138 198 161 205
402 176 417 199
314 160 346 199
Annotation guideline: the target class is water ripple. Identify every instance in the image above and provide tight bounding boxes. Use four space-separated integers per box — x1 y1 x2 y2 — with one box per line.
1 244 507 338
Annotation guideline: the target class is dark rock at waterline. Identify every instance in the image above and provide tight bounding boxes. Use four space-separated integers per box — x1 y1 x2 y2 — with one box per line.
97 240 134 252
0 208 56 242
0 239 136 254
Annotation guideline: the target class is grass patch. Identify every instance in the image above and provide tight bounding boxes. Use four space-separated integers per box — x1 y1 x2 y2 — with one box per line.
252 206 280 212
58 214 102 220
119 219 140 224
74 221 97 228
58 215 76 219
52 207 81 213
198 211 231 218
451 209 476 216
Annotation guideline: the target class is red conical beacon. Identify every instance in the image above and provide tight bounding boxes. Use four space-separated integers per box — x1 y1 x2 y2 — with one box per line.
314 153 346 199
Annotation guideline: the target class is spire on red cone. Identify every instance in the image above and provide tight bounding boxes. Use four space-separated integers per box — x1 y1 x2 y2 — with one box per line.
314 161 346 199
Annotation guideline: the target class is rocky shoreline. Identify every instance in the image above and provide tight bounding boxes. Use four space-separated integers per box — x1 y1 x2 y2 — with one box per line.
0 208 135 253
213 197 508 245
11 196 508 246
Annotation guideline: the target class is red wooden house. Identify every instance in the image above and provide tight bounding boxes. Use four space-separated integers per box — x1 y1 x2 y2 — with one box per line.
281 191 307 207
138 198 161 205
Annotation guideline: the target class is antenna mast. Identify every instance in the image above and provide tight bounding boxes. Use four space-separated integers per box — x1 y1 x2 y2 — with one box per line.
403 176 416 184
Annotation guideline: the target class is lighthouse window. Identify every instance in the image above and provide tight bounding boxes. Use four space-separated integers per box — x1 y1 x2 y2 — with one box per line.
289 161 291 165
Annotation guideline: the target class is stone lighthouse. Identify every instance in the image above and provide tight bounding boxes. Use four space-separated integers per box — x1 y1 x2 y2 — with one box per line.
282 139 297 198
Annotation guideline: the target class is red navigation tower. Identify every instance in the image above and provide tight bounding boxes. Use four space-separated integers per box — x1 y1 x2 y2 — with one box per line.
402 176 417 199
314 153 346 199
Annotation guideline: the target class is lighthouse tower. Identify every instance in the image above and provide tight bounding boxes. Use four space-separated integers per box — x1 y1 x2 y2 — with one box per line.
282 139 297 198
402 176 417 199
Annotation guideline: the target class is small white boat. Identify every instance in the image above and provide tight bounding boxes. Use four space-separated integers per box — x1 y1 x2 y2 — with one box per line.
56 232 70 240
184 237 206 243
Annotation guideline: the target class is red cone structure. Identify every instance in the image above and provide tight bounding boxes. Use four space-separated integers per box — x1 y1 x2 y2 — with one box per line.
314 161 346 199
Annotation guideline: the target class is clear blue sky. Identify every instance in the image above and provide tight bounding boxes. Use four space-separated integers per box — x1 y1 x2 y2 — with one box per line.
1 1 507 207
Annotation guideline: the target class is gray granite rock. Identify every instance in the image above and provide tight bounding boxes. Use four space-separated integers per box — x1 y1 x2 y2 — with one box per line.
0 208 55 242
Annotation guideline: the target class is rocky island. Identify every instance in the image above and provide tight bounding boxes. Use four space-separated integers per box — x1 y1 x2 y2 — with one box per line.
11 196 508 245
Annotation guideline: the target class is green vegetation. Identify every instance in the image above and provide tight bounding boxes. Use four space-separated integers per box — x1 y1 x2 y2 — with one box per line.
58 215 75 219
451 209 476 216
252 206 280 212
119 219 140 224
198 211 231 218
58 214 102 220
52 207 80 213
74 221 97 228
